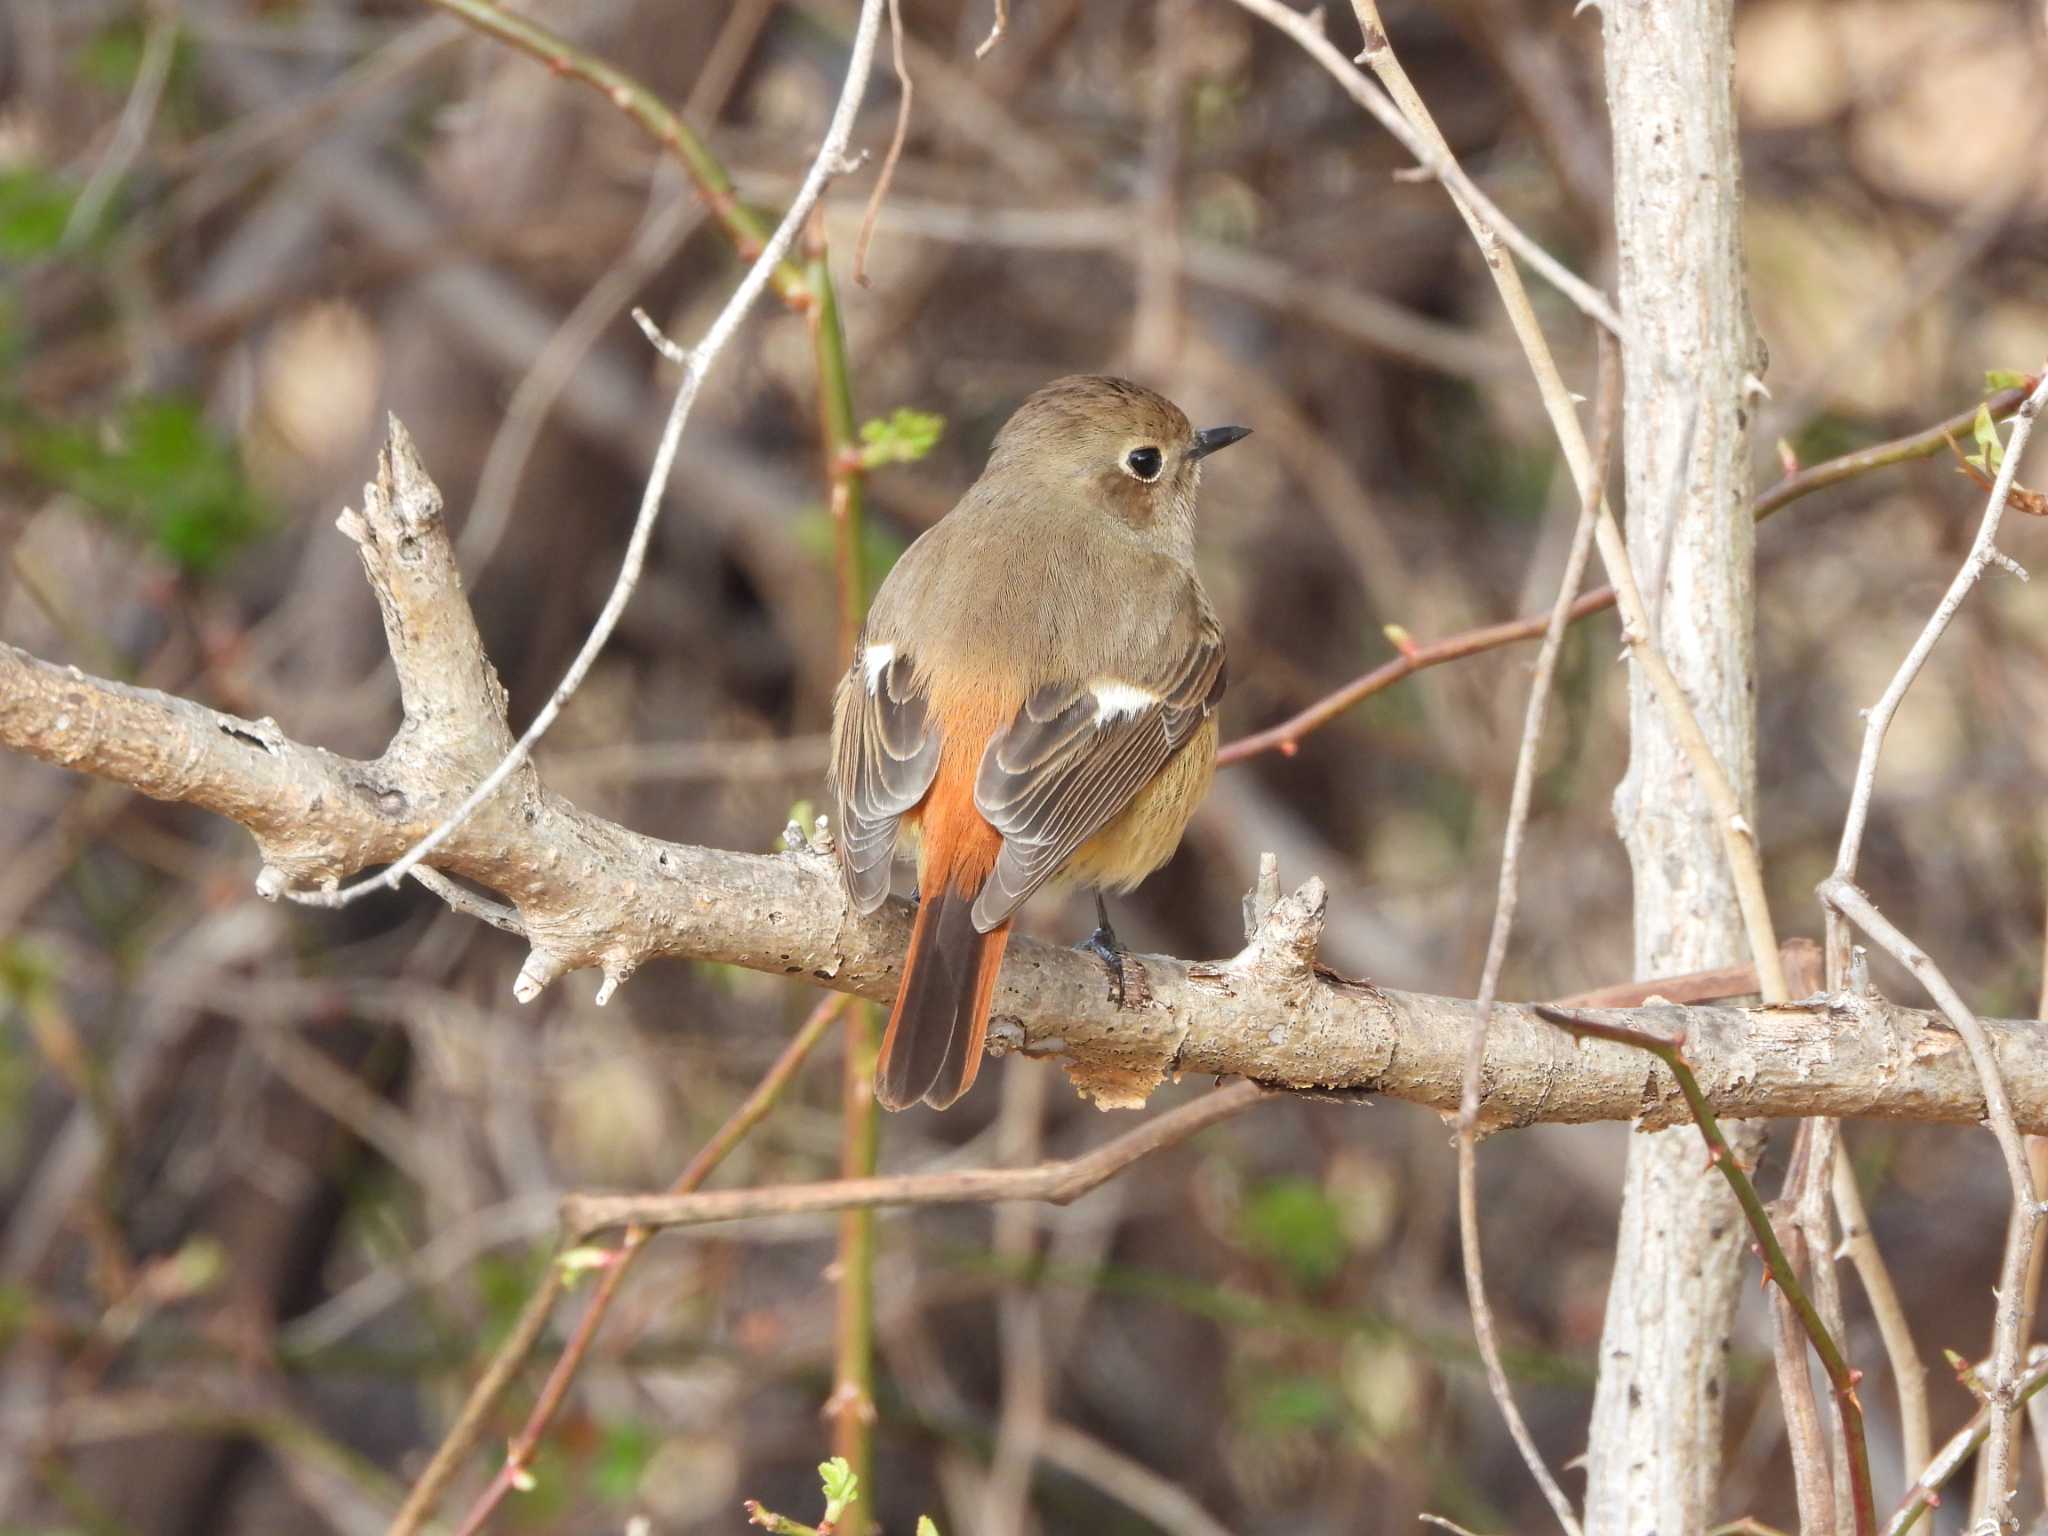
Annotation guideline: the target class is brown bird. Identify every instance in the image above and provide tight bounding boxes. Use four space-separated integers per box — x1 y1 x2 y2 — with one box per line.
829 375 1249 1110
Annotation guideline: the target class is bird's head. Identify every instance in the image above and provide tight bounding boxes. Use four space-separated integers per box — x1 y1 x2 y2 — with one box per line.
985 375 1250 552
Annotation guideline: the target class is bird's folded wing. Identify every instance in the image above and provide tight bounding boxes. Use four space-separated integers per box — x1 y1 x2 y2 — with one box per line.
971 624 1225 931
832 649 941 914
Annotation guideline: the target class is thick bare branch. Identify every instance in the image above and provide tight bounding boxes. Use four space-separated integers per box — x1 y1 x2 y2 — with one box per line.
13 426 2048 1128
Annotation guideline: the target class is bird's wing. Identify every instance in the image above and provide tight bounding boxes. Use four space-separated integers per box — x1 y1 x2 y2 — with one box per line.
831 646 941 914
970 619 1225 931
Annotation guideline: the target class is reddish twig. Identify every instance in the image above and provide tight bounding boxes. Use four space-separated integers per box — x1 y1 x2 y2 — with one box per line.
1218 383 2036 768
384 994 846 1536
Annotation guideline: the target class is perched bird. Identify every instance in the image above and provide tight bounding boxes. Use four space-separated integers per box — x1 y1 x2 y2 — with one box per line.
829 375 1249 1110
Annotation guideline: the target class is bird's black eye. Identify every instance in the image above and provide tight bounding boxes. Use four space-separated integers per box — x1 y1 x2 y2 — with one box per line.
1124 446 1163 481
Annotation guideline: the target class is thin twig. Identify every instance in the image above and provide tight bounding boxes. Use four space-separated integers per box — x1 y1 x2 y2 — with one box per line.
386 994 846 1536
973 0 1009 59
1883 1347 2048 1536
293 0 889 911
1223 0 1620 335
407 867 525 936
1036 1421 1239 1536
1546 942 1820 1011
1818 880 2043 1531
1824 371 2048 975
1250 0 1791 1006
806 230 868 665
1831 1146 1931 1493
382 1263 566 1536
457 184 706 576
1815 366 2048 1527
1535 1006 1878 1536
564 1082 1269 1240
1768 1207 1837 1535
64 0 180 247
1777 1124 1845 1532
984 1064 1052 1536
1753 383 2034 521
852 0 912 286
1219 384 2038 767
1445 333 1617 1536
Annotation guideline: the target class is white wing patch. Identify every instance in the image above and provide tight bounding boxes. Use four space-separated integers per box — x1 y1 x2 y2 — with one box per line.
1091 680 1161 725
862 643 897 694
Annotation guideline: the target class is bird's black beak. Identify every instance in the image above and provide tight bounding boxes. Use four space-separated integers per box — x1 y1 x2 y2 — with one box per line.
1189 424 1252 461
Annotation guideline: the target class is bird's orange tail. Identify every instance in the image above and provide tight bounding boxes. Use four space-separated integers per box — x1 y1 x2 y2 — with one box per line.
876 780 1011 1111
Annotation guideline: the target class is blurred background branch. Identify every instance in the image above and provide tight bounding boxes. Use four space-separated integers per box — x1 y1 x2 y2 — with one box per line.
5 0 2048 1532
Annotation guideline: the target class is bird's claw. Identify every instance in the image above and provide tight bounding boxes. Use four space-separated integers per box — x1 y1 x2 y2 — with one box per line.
1074 893 1127 1008
1077 926 1127 1008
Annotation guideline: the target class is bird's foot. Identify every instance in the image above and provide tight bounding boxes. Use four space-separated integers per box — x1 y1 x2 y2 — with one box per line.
1074 893 1127 1008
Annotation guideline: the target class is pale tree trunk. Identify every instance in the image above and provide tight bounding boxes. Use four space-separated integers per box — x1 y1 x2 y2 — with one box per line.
1587 4 1766 1532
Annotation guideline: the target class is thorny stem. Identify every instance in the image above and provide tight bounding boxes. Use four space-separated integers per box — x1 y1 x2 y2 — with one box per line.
828 1007 882 1536
809 224 869 664
810 191 877 1533
386 994 847 1536
1535 1006 1877 1536
1217 382 2036 767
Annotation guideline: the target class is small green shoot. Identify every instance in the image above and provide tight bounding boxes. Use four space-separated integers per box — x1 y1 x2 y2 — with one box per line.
556 1245 616 1286
857 407 944 470
818 1457 860 1524
1969 403 2005 477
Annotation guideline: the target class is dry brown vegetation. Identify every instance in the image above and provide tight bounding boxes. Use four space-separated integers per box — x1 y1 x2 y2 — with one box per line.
4 1 2048 1533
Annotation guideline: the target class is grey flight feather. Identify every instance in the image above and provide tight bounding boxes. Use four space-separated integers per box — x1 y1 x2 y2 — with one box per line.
830 649 940 914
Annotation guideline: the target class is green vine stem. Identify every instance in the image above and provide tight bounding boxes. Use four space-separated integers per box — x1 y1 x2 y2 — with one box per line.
1533 1005 1877 1536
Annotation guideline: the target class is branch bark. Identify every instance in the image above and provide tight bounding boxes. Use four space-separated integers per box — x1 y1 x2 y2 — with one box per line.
10 425 2048 1132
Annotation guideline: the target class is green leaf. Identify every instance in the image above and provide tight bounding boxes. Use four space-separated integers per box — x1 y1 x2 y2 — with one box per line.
13 397 272 574
1986 369 2030 391
592 1421 655 1503
0 169 77 259
819 1457 860 1520
1244 1372 1346 1432
917 1519 942 1536
857 406 945 469
1973 404 2005 473
556 1245 615 1286
1241 1176 1348 1289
